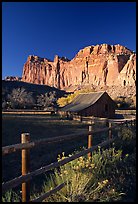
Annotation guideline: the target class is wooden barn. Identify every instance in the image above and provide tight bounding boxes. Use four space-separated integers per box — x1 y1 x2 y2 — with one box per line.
60 91 117 119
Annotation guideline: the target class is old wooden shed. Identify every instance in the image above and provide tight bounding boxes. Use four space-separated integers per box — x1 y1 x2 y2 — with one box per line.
60 91 117 119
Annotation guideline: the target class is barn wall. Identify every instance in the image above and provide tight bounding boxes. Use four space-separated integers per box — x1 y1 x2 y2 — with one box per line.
79 93 116 118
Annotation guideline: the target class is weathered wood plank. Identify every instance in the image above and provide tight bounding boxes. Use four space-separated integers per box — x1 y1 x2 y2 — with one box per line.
31 182 66 202
2 126 118 156
3 118 131 156
21 133 30 202
2 138 115 193
2 130 87 155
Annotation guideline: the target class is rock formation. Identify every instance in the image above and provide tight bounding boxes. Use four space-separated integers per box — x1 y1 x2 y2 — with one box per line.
21 44 136 97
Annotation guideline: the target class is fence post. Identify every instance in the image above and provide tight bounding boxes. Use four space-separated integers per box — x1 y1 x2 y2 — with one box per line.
108 122 112 140
88 125 92 158
21 133 30 202
106 121 112 139
125 120 128 127
130 120 133 127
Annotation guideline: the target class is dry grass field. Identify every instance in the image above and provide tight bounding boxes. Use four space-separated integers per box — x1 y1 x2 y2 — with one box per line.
2 112 136 201
2 113 91 190
2 112 110 192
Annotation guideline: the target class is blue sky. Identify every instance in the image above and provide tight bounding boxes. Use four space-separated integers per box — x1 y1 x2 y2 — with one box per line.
2 2 136 79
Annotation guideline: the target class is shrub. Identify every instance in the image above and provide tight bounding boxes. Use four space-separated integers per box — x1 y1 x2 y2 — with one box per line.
37 91 57 110
42 147 131 202
57 89 95 107
57 93 78 107
115 126 136 154
7 87 35 109
2 101 7 109
114 96 135 109
2 190 21 202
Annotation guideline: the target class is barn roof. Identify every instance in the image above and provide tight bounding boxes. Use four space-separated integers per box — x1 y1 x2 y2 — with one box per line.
60 91 108 112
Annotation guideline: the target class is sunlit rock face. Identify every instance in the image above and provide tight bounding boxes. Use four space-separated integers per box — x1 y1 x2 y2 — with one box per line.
22 44 136 97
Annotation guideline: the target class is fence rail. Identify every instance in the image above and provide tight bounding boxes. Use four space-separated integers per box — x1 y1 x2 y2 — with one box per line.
2 109 52 114
2 118 136 202
2 138 115 193
115 109 136 115
31 182 66 202
2 126 118 156
3 118 135 156
81 116 136 123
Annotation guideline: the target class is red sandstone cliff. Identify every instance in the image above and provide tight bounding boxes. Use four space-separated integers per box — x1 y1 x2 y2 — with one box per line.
21 44 136 97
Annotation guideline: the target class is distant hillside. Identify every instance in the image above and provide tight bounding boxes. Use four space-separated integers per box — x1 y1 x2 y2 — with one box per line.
2 80 66 99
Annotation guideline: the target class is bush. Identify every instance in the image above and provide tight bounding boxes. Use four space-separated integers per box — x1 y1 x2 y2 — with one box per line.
3 126 135 202
42 146 134 202
115 96 135 109
57 89 95 107
2 101 7 109
7 87 35 109
2 190 21 202
37 91 57 110
114 126 136 154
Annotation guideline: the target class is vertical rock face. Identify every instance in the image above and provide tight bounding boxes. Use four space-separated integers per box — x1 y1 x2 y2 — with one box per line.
115 54 136 87
22 44 136 96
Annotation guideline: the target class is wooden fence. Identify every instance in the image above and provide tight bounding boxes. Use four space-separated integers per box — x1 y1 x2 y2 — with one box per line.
73 114 136 124
2 118 136 202
2 110 52 115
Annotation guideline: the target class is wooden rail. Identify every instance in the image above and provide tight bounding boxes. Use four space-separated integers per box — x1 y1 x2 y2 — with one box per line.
2 138 115 193
81 116 136 123
115 109 136 115
2 118 135 202
31 182 66 202
2 110 53 114
2 126 119 156
2 130 87 155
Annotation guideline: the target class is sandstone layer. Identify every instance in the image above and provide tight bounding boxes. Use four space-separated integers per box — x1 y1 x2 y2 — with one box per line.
21 44 136 98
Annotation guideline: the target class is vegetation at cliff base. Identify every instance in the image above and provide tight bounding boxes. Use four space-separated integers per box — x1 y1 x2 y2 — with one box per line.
57 88 95 107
